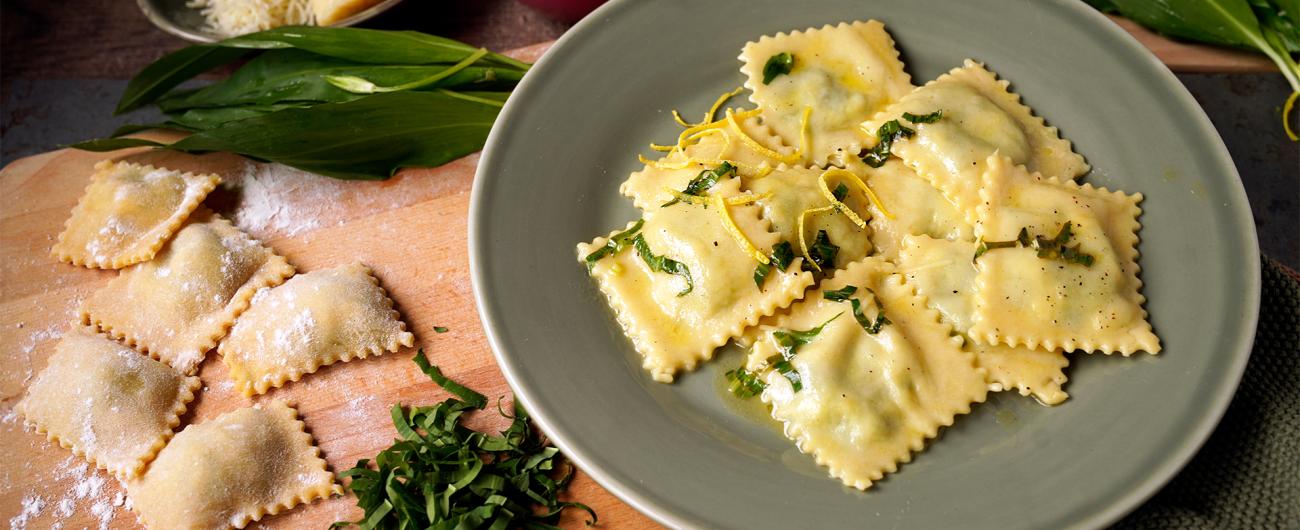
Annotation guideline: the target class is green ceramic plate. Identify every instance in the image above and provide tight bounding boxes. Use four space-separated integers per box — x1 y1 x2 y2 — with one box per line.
470 0 1260 527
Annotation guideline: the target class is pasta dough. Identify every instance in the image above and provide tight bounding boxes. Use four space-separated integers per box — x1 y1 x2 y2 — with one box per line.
578 177 815 382
219 262 416 395
53 160 220 269
80 209 295 375
861 60 1088 226
859 159 973 260
898 234 1069 405
16 327 200 479
747 257 987 489
741 20 913 165
970 156 1159 355
743 164 873 269
127 400 341 529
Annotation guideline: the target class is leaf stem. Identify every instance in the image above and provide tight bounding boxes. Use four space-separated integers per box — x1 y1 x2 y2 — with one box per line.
327 48 490 94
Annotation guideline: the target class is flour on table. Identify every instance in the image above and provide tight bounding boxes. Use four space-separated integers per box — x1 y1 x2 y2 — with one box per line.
12 457 123 530
8 495 44 530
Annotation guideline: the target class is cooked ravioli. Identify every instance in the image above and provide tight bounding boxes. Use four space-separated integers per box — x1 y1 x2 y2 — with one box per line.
861 60 1088 225
858 159 973 260
16 327 200 479
622 112 792 210
579 177 815 382
53 160 220 269
744 164 873 268
127 400 341 529
970 156 1158 355
747 258 987 489
219 262 416 396
80 209 295 375
898 234 1068 405
741 20 913 165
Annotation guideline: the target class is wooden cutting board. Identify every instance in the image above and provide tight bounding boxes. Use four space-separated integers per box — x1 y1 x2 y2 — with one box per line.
0 42 658 530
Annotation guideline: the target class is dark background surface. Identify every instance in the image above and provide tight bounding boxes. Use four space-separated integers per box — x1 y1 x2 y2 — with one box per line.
1 0 1295 269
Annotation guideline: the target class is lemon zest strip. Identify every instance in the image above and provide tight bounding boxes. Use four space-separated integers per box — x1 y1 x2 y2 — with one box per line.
714 195 770 264
817 170 868 229
824 167 895 220
799 106 813 164
662 190 769 206
724 108 800 164
797 205 836 272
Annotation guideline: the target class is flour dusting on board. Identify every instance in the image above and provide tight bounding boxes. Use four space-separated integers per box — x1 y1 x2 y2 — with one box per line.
215 160 466 240
9 457 124 529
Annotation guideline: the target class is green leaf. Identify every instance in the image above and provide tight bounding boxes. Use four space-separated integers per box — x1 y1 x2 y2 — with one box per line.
65 137 166 151
102 91 500 180
218 26 529 70
583 219 644 270
724 367 767 398
902 110 943 124
801 230 839 272
850 297 891 334
766 313 841 393
115 45 250 114
762 52 795 84
413 351 487 409
860 118 917 167
661 162 735 207
823 285 858 302
632 234 693 296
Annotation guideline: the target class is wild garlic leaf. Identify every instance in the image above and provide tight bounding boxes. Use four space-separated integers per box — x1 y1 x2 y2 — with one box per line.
766 313 842 392
662 162 736 207
725 367 767 398
823 285 858 302
583 219 644 270
762 52 795 84
633 234 693 296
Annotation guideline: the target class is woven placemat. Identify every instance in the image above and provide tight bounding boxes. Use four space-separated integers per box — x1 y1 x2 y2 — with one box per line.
1117 256 1300 528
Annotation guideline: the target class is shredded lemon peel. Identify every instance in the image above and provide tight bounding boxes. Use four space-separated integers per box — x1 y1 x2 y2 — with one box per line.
817 171 868 229
725 108 801 164
797 205 837 272
672 87 746 129
662 190 769 207
799 106 813 164
824 167 895 220
713 195 770 264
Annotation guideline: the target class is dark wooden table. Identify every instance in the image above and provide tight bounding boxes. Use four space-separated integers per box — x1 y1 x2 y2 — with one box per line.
0 2 1296 529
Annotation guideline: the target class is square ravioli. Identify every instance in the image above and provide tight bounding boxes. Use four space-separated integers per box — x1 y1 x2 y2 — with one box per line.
622 110 794 210
745 257 987 489
81 209 295 375
53 160 221 269
219 262 415 395
16 327 200 479
858 158 973 261
861 60 1088 226
970 155 1159 355
127 400 341 529
898 234 1069 405
742 164 873 269
578 177 815 382
740 20 913 165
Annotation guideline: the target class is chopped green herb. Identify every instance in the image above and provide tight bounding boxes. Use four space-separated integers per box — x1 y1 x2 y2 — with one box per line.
823 285 858 302
902 110 943 124
801 230 839 272
583 219 644 270
973 227 1029 260
661 162 735 207
725 367 767 398
850 297 891 334
860 119 917 167
973 223 1094 267
633 234 693 296
766 313 842 392
832 182 849 201
335 353 596 529
433 326 449 333
413 350 487 408
753 241 796 287
762 52 795 84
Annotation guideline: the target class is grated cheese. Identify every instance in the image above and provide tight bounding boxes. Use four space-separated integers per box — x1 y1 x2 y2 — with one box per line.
188 0 314 38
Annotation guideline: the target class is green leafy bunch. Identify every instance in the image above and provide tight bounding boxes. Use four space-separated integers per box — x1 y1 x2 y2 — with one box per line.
73 27 531 179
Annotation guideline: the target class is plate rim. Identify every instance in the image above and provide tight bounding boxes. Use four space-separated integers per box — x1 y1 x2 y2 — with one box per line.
468 0 1261 527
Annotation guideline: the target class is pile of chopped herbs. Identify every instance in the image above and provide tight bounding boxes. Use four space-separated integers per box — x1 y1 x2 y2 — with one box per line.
72 27 530 179
334 352 596 529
